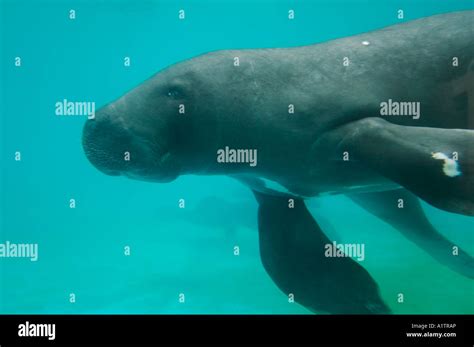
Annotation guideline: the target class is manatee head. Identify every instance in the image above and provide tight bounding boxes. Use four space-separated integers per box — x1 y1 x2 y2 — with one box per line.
83 49 296 182
82 52 230 182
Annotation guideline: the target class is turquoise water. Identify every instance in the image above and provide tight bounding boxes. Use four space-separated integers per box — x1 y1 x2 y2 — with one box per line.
1 0 473 314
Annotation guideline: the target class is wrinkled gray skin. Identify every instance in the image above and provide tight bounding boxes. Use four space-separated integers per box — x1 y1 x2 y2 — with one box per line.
83 11 472 196
83 11 474 314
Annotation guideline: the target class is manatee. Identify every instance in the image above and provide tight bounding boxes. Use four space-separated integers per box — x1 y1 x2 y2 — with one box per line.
82 11 474 314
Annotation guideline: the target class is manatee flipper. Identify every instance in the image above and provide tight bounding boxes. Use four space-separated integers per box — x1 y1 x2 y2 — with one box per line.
348 189 474 279
253 190 390 314
314 117 474 215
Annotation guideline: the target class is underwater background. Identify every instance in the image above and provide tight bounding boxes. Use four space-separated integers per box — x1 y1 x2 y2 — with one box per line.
1 0 473 314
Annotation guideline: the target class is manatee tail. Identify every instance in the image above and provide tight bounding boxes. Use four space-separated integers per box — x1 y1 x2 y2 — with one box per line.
349 188 474 279
314 117 474 215
253 191 391 314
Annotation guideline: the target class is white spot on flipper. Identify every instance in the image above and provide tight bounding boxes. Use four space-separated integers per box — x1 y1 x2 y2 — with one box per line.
431 152 461 177
361 41 370 46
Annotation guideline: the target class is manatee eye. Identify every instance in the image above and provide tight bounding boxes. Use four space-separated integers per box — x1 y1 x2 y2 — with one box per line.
166 88 182 98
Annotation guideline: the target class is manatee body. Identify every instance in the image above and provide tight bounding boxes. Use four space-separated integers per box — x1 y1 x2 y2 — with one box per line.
83 11 474 314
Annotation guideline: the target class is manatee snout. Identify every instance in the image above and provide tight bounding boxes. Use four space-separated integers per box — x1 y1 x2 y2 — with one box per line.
82 111 132 176
82 102 180 182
